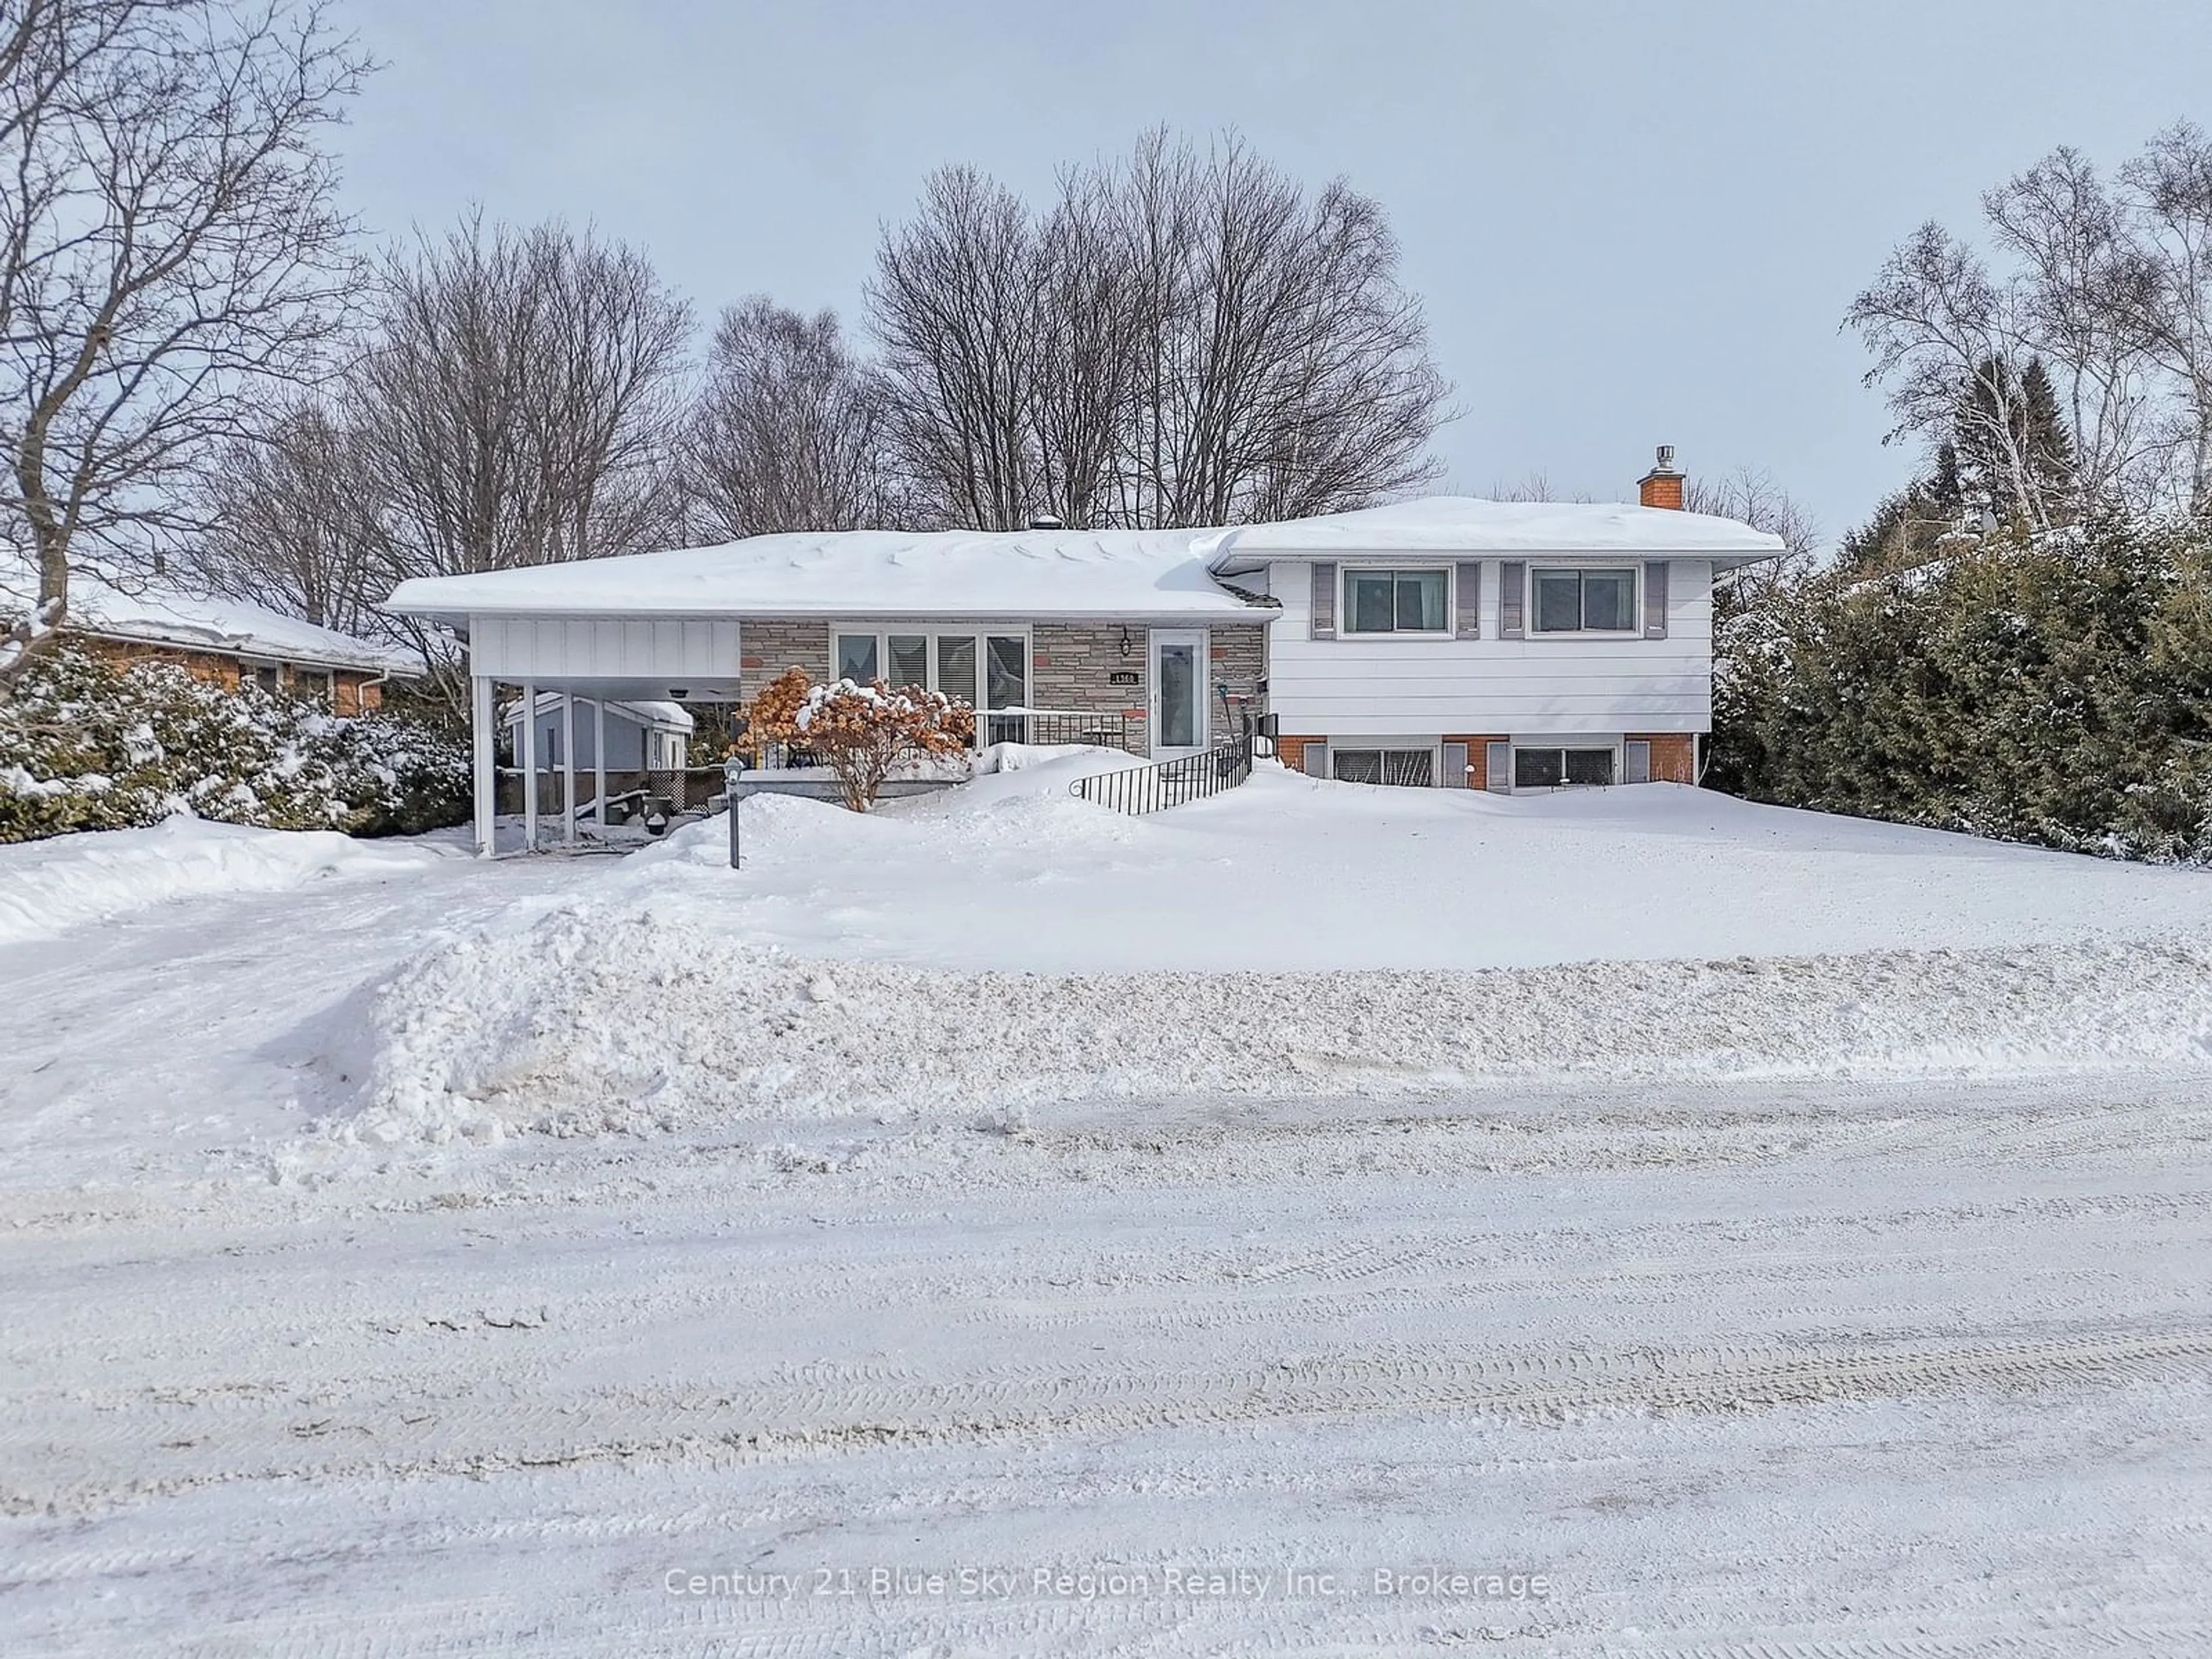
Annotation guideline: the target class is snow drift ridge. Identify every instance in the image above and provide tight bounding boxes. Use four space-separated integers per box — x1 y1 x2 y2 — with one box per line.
350 905 2212 1146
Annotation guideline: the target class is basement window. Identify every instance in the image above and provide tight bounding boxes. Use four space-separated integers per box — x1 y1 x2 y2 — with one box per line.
1334 748 1435 787
1514 747 1616 788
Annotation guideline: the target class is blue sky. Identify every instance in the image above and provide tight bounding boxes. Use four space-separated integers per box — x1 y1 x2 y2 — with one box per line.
332 0 2212 547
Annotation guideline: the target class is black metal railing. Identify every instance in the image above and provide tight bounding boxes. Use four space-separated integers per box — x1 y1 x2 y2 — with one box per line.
987 709 1145 754
1068 735 1253 816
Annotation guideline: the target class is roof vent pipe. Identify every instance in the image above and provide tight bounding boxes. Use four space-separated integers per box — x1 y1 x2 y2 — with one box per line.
1027 513 1065 531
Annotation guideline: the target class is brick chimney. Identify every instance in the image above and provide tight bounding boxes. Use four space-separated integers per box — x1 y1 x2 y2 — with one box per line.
1638 444 1684 510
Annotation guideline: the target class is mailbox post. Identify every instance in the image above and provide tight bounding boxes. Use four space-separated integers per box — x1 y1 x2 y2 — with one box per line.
725 756 744 868
725 716 750 870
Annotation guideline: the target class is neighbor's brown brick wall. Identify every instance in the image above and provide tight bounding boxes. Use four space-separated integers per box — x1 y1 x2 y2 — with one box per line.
1630 732 1697 783
82 636 243 690
78 635 387 713
333 671 382 715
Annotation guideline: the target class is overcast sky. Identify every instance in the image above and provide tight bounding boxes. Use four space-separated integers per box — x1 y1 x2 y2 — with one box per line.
333 0 2212 547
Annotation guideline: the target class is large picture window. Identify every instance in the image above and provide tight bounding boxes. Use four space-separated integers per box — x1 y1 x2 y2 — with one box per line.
835 633 878 681
1532 568 1637 633
1344 569 1448 634
824 628 1011 749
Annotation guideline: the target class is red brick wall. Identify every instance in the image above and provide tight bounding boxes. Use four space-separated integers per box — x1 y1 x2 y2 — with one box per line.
1638 473 1684 510
1275 734 1321 774
1444 734 1509 790
1629 732 1698 783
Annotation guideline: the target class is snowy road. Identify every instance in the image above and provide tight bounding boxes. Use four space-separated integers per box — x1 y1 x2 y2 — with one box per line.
3 812 2211 1654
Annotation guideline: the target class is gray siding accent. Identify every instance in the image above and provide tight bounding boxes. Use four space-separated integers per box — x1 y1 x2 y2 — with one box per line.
1303 741 1330 778
1643 560 1670 639
1485 740 1512 793
1453 562 1482 639
1442 740 1469 787
1309 562 1336 640
1499 562 1526 639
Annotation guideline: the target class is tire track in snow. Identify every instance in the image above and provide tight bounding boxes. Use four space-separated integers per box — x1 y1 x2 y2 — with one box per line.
12 1324 2211 1509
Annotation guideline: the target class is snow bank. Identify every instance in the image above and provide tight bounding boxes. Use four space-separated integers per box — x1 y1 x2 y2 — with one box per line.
344 760 2212 1145
0 816 445 945
353 906 2212 1145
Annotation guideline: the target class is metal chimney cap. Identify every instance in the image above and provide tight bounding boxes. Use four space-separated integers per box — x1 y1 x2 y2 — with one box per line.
1655 444 1677 471
1027 513 1066 531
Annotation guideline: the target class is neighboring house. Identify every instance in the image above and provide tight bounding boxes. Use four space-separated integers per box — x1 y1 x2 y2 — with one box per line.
383 449 1782 856
2 552 420 714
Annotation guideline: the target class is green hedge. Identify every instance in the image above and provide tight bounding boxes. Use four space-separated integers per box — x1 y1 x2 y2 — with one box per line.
0 639 469 843
1711 517 2212 861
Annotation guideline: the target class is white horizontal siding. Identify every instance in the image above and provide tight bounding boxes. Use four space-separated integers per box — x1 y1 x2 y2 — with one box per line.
470 615 740 681
1267 556 1713 736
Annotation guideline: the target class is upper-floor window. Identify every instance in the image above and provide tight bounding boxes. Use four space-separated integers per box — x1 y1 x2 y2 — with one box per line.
1344 568 1447 634
1533 567 1637 633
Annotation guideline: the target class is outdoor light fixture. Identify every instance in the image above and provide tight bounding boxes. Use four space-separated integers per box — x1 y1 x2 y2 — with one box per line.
1118 626 1132 658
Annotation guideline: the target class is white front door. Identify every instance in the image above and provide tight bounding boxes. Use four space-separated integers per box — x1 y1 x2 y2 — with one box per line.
1150 629 1206 756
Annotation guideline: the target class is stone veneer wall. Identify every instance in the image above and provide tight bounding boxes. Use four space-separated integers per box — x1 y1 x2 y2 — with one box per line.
1208 623 1267 702
737 620 834 698
737 616 1275 757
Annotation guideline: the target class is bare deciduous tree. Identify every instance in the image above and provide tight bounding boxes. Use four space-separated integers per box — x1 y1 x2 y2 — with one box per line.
868 130 1451 532
1684 465 1823 566
189 397 385 633
0 0 368 693
1849 124 2212 525
869 167 1039 531
351 214 692 700
681 296 890 541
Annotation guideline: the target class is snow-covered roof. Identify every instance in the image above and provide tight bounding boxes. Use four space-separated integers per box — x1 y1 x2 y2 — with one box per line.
1198 497 1788 570
381 497 1787 625
385 528 1260 624
502 691 694 733
1 550 423 675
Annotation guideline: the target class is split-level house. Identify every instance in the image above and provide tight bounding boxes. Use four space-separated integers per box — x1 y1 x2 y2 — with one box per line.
383 450 1783 856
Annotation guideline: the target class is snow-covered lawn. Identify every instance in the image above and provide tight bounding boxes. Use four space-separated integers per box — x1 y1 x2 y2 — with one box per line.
353 756 2212 1144
5 763 2212 1655
0 815 454 945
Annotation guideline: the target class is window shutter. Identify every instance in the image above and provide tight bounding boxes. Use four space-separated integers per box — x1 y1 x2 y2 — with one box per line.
1499 562 1525 639
1304 741 1330 778
1484 741 1512 792
1643 560 1669 639
1625 740 1652 784
1309 562 1336 640
1453 562 1482 639
1442 740 1469 787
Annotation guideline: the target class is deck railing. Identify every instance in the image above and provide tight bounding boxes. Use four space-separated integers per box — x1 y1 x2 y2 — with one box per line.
1068 735 1253 816
986 708 1145 754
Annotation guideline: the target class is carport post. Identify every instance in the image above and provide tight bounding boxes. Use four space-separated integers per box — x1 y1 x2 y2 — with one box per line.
470 675 495 859
560 693 577 846
521 680 538 853
593 699 607 834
